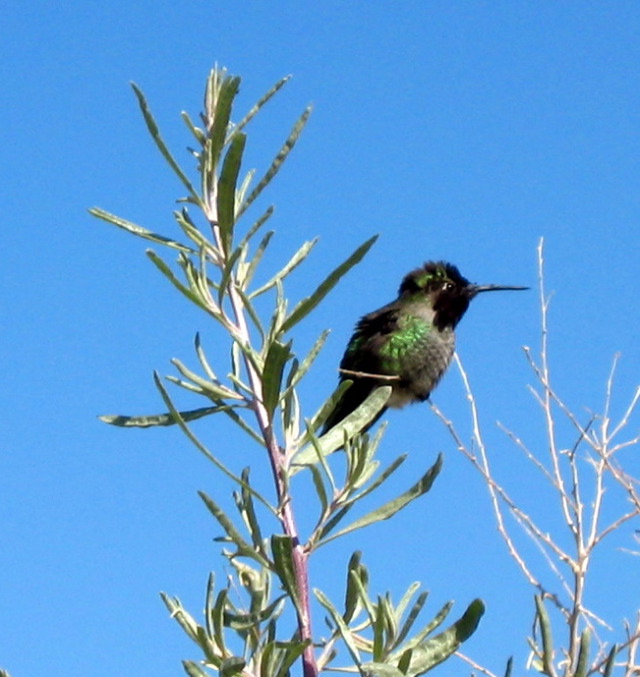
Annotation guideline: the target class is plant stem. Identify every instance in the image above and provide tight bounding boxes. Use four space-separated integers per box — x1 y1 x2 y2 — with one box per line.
214 218 318 676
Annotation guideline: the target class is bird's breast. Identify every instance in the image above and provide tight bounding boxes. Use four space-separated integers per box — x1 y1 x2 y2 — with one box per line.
389 328 455 407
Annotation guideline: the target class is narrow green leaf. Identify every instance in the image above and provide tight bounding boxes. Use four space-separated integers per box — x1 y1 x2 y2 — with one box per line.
183 660 211 677
217 132 247 253
178 248 211 308
361 661 406 677
165 374 219 399
224 596 286 631
305 422 337 485
235 168 255 208
267 279 288 345
321 454 442 545
130 83 201 203
173 208 212 250
234 287 266 340
503 656 514 677
217 242 246 304
394 590 428 649
281 379 300 440
243 230 275 295
260 641 279 677
249 239 318 299
238 106 312 218
345 454 407 507
344 551 364 624
292 385 391 470
199 491 257 559
298 382 354 445
361 663 406 677
535 595 554 677
89 207 195 252
602 645 616 677
195 625 220 664
234 75 292 136
383 593 399 645
181 110 206 145
281 235 378 333
572 629 590 677
395 601 452 654
282 330 330 396
204 572 216 639
373 596 386 660
99 405 221 428
195 332 218 381
161 593 201 643
238 206 274 252
262 340 292 417
273 639 312 677
212 589 228 655
314 588 362 667
228 330 264 378
205 74 240 174
343 433 373 490
398 649 414 675
171 358 239 401
146 249 211 312
317 504 354 543
220 657 246 677
271 535 300 608
400 599 485 676
308 464 329 518
237 468 265 553
349 567 377 622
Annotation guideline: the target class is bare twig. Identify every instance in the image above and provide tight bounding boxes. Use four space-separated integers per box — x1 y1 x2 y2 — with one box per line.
338 368 401 381
455 650 501 677
433 237 640 677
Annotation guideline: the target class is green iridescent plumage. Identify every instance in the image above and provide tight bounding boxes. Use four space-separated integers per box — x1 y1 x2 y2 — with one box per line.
378 314 431 367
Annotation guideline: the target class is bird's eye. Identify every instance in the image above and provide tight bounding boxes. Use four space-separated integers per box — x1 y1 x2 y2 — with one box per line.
443 281 454 291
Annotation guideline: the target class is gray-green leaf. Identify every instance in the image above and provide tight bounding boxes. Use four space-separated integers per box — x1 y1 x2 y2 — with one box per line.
320 454 443 545
398 599 484 676
99 405 220 427
280 235 378 333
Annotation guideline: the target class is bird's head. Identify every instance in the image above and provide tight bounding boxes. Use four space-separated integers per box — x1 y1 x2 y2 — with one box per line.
398 261 528 329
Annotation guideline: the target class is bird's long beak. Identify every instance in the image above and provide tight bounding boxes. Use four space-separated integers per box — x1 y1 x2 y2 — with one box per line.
468 284 529 298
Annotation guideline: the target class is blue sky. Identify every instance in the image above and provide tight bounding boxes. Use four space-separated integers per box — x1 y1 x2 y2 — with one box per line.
2 2 640 675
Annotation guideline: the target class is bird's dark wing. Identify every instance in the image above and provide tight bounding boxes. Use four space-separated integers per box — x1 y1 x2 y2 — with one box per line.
322 305 400 432
339 305 401 375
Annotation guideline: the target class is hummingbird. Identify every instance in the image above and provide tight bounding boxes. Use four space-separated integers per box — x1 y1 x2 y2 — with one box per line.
322 261 527 432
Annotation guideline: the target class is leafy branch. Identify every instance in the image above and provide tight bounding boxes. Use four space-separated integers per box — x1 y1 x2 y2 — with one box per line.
90 67 484 677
